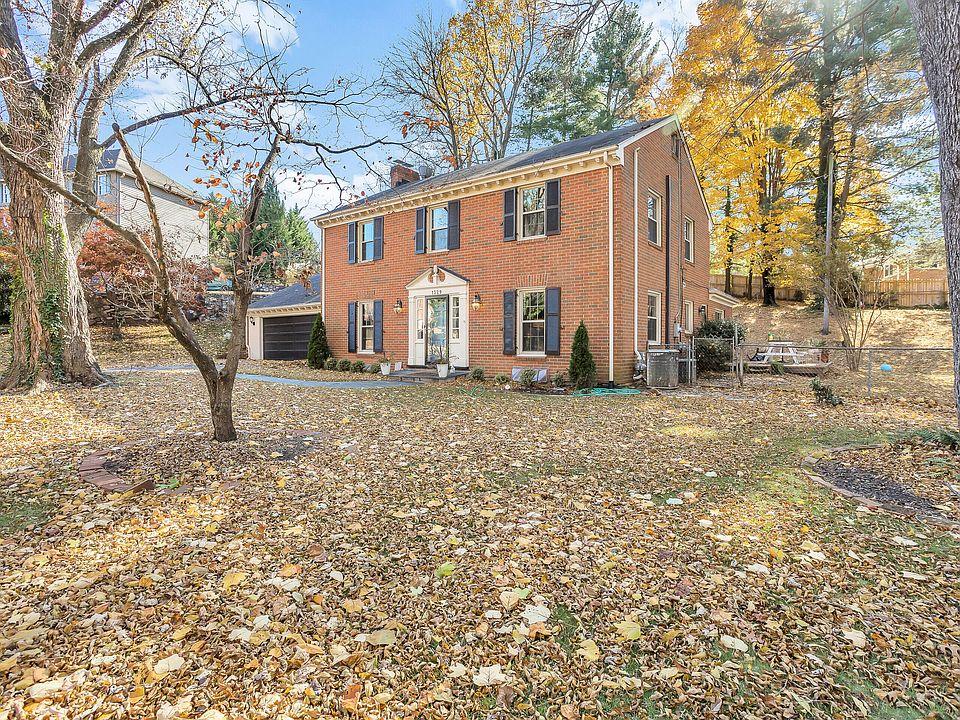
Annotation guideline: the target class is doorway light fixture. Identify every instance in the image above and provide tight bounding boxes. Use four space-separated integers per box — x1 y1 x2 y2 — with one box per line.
393 298 404 314
471 293 482 310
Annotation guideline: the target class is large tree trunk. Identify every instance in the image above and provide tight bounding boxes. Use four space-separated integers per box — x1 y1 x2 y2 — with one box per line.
907 0 960 424
761 268 777 307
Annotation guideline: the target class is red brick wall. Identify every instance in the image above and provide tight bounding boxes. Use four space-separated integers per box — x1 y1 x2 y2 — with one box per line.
321 126 714 383
323 166 612 380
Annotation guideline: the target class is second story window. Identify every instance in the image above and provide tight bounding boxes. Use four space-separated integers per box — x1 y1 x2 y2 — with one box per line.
96 174 112 196
684 216 694 262
647 191 662 246
360 220 375 262
429 205 448 251
521 185 545 239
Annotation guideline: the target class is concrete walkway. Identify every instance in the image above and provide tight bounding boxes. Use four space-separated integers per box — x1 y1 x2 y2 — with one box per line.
105 365 413 390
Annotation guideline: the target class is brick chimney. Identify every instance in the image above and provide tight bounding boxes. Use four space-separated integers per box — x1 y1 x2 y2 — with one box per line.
390 161 420 188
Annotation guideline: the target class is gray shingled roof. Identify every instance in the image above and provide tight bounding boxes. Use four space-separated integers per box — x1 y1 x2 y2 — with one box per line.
65 149 200 200
249 273 322 310
316 118 669 219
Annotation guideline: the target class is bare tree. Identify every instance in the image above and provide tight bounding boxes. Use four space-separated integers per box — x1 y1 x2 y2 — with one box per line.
906 0 960 424
829 260 883 371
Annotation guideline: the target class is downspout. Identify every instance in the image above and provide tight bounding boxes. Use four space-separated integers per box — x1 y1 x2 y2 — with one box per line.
664 174 672 345
606 151 615 383
320 226 326 319
633 148 639 356
677 134 684 333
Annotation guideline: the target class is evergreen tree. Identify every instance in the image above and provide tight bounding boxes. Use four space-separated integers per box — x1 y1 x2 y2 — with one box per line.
568 321 597 389
307 314 331 369
522 4 661 144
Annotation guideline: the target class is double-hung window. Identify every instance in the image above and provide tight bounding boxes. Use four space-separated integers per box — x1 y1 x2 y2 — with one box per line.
0 183 8 205
96 174 112 196
714 309 724 322
647 191 662 246
684 300 695 334
358 300 374 353
683 217 694 262
519 289 546 354
647 292 662 345
429 205 448 251
520 185 546 239
359 220 375 262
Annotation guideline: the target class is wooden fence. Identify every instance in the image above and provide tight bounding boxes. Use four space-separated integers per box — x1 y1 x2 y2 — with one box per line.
710 273 949 308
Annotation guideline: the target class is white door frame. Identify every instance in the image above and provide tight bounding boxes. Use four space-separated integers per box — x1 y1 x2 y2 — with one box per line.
406 265 469 368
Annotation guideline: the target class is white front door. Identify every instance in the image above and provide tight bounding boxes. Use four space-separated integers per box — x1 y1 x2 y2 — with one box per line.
406 266 469 368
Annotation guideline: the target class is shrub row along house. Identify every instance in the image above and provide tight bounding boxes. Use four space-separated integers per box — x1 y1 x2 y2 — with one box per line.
246 116 737 383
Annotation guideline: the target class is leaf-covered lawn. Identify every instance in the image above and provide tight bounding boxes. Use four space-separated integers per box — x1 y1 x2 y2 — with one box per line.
1 370 958 719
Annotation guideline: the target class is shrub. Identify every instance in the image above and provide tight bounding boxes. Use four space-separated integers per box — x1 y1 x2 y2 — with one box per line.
568 321 596 389
306 314 331 368
693 338 730 374
810 377 842 406
324 357 337 371
337 359 352 372
369 363 381 374
552 371 567 388
519 368 536 388
695 317 746 341
915 427 960 451
469 366 485 382
493 373 510 385
770 360 786 375
351 360 366 373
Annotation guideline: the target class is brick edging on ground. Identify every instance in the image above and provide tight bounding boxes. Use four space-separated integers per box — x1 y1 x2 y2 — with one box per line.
78 448 154 494
801 444 960 531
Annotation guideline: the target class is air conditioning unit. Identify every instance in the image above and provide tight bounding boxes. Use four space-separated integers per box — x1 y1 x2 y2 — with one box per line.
647 349 679 389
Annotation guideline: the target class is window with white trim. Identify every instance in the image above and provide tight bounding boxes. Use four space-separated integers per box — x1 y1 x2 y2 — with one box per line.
359 220 375 262
684 300 694 333
358 300 374 353
0 183 8 205
518 288 546 354
450 295 461 340
520 185 546 239
428 205 448 251
647 292 661 345
683 216 694 262
647 191 662 246
96 174 112 196
714 309 724 322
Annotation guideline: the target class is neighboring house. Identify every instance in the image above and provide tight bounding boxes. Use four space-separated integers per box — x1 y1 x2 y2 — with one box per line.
247 115 736 382
0 149 208 257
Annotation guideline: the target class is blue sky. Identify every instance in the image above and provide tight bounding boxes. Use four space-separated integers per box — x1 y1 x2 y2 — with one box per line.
118 0 700 225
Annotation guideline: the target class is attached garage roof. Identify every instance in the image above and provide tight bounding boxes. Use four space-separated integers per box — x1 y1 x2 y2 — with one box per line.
249 273 322 310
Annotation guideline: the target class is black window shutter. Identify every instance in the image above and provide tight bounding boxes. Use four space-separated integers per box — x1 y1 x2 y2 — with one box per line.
347 222 357 264
415 207 426 254
447 199 460 249
373 300 383 353
545 180 561 236
545 287 561 355
347 302 357 353
503 290 516 355
503 189 516 241
373 216 384 260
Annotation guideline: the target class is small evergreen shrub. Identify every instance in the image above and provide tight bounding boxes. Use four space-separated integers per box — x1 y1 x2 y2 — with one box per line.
493 373 510 385
810 377 842 406
519 368 536 388
337 359 352 372
351 360 366 373
369 363 381 374
324 357 337 371
306 314 331 368
695 317 746 341
770 360 786 375
693 339 730 373
915 427 960 451
552 371 567 388
469 366 485 382
568 321 597 389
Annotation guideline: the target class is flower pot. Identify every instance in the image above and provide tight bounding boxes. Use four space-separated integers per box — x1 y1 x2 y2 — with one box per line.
380 362 391 376
437 363 450 379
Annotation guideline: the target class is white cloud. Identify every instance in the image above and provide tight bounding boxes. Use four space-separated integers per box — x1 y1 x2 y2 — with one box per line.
273 166 386 238
232 0 299 50
636 0 701 33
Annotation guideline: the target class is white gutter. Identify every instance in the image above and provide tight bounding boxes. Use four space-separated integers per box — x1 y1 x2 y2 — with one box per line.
606 151 615 383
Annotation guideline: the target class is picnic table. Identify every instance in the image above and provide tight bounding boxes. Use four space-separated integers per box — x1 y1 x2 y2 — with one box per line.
747 341 831 375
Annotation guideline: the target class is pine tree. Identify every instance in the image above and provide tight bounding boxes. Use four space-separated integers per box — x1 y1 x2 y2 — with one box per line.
568 321 596 389
307 314 331 369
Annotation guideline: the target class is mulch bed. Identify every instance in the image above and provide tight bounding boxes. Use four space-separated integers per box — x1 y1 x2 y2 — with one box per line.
812 438 960 524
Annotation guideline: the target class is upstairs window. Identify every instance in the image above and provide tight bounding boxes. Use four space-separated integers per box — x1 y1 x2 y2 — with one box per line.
359 220 375 262
96 174 112 196
519 289 546 354
429 205 448 251
647 191 662 246
520 185 545 239
683 216 694 262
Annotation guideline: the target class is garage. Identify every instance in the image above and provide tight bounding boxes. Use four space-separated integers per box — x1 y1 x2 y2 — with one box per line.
261 313 318 360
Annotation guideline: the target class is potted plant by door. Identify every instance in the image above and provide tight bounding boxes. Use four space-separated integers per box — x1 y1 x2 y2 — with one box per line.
435 349 450 379
379 354 392 376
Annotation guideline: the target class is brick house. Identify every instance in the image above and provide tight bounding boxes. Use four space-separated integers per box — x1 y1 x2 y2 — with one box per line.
246 116 736 382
